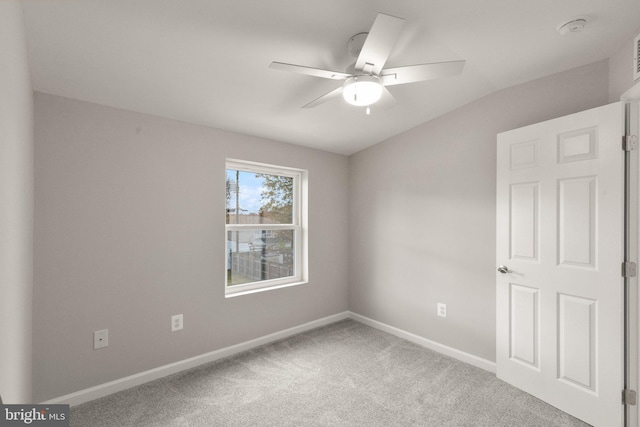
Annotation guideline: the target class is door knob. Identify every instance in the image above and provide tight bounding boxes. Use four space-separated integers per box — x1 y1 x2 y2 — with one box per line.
497 265 509 274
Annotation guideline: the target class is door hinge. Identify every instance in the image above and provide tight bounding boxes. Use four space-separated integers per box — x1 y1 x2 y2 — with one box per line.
623 135 637 151
623 389 637 405
622 261 637 278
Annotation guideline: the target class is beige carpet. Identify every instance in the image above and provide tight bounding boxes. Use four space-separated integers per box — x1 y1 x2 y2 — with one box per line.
70 319 589 426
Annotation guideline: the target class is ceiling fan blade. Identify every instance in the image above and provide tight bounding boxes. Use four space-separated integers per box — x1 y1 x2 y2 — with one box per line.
355 13 404 75
302 86 344 108
380 60 465 86
270 62 351 80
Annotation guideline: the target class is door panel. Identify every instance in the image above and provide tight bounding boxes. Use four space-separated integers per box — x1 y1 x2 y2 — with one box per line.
557 293 596 392
510 182 539 260
557 176 596 267
509 283 539 367
497 102 623 426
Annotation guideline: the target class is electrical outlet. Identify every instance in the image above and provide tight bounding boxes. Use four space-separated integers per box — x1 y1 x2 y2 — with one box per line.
437 303 447 318
171 314 183 332
94 329 108 349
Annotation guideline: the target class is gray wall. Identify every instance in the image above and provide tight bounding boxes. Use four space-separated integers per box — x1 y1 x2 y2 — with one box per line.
0 1 34 404
348 60 610 362
33 93 349 402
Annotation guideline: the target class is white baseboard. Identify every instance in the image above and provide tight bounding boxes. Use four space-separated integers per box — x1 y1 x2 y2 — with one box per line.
348 312 496 373
43 311 350 406
43 310 495 407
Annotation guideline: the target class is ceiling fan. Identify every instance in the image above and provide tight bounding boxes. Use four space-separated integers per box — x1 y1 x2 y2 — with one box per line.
269 12 465 113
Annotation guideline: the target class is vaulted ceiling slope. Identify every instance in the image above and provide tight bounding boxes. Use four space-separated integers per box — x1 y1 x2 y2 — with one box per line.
22 0 640 155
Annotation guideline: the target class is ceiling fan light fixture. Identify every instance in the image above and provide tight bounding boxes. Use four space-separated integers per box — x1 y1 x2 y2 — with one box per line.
342 75 383 106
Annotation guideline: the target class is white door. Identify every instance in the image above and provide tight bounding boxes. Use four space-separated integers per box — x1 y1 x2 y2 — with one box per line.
496 102 624 426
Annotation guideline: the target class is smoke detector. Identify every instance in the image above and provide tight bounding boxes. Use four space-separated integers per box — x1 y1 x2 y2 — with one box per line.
557 18 588 36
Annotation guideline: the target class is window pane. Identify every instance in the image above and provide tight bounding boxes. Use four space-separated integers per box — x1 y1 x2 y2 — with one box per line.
226 170 293 224
226 229 295 286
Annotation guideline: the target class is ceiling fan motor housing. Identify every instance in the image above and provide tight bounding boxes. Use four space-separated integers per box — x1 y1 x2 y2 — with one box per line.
347 33 368 58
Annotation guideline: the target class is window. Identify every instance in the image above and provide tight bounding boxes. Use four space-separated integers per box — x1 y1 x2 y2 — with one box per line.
225 159 307 296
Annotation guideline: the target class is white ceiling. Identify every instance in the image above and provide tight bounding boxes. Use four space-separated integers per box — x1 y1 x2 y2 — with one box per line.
22 0 640 155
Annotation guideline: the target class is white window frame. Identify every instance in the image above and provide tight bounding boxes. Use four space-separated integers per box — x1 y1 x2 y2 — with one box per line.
225 159 307 297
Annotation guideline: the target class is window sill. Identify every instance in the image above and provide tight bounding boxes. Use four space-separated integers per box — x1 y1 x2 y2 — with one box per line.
224 280 308 298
